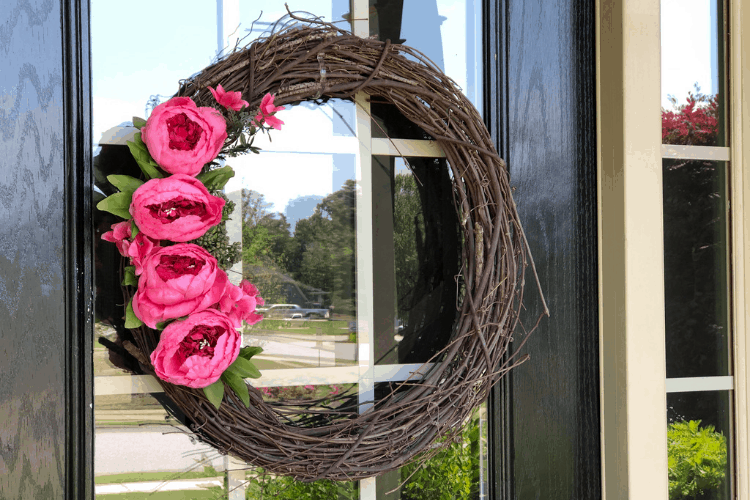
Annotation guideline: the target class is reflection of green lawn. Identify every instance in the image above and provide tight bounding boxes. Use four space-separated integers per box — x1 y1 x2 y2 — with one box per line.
96 490 221 500
251 358 309 370
96 469 219 484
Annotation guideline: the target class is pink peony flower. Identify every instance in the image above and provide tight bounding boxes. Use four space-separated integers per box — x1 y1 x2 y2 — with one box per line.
209 84 249 112
126 232 160 275
132 243 229 328
130 174 225 242
101 220 132 256
150 309 241 388
216 279 264 328
141 97 227 176
254 93 285 130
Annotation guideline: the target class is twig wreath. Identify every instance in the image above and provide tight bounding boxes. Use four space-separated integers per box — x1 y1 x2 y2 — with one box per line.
99 13 547 482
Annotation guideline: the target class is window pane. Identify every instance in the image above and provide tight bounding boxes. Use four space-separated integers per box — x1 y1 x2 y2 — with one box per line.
369 0 483 138
661 0 726 146
234 152 359 369
663 159 730 378
667 391 732 500
372 157 460 365
91 0 216 148
375 402 488 499
95 384 360 498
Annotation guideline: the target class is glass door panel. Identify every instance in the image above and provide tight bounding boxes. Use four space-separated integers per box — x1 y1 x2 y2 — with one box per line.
93 1 486 498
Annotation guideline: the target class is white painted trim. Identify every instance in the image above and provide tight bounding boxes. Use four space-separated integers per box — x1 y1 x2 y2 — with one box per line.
93 363 436 397
661 144 730 161
598 1 668 499
371 138 446 158
665 376 734 393
730 0 750 497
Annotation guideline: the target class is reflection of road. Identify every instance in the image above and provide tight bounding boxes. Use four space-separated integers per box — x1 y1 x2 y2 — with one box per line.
245 332 356 367
95 426 225 475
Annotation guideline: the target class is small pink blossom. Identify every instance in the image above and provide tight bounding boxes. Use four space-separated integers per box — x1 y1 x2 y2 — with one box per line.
102 221 132 256
209 84 249 112
216 279 264 328
255 93 285 130
126 232 160 275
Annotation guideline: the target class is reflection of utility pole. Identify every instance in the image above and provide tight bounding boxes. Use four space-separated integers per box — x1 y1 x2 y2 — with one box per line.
317 327 322 367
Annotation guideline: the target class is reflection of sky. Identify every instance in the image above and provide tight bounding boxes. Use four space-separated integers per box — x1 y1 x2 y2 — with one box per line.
661 0 719 108
92 1 478 216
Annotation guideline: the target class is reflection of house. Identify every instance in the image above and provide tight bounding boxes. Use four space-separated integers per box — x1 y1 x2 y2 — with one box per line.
245 265 329 307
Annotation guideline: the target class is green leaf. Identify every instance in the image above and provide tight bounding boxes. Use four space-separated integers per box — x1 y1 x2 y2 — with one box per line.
108 174 144 193
196 165 235 191
203 380 225 410
155 321 169 330
121 266 138 287
239 346 263 360
96 192 133 220
126 133 164 179
132 116 147 129
221 370 250 407
130 220 139 238
124 299 143 328
228 356 262 379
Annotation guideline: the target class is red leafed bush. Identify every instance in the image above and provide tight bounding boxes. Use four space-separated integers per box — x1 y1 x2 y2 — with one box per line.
662 91 719 146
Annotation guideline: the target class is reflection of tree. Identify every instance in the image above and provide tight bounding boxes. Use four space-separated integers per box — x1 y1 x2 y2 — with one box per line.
242 189 299 304
662 86 719 146
294 180 356 315
241 183 356 314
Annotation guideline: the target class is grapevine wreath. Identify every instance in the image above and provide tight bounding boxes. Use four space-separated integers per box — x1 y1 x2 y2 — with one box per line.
98 15 546 482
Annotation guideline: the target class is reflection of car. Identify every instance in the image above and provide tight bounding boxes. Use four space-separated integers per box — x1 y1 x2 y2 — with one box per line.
259 304 330 319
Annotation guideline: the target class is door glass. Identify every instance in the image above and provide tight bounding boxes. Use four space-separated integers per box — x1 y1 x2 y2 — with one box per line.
93 1 486 498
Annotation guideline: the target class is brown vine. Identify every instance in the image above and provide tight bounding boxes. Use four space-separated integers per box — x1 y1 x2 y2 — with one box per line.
124 16 547 482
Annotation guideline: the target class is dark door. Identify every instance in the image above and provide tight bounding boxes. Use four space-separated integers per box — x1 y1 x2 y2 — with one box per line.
485 0 601 498
0 1 93 499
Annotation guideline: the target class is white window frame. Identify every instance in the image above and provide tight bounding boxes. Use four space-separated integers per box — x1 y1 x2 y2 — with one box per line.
599 1 750 499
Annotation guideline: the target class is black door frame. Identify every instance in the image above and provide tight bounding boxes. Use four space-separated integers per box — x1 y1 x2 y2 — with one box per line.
63 0 94 498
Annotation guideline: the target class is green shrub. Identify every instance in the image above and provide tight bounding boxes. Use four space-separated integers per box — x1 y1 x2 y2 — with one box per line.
245 473 357 499
668 420 727 500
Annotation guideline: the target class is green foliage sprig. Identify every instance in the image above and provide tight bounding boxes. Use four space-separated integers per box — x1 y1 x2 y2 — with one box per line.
668 420 727 500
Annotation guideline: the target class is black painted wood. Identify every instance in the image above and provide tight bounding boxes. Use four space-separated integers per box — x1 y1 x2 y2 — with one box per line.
62 0 94 499
485 0 600 498
0 1 92 498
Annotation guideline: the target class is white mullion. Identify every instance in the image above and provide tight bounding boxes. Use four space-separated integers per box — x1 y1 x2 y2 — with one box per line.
661 144 730 161
94 363 436 396
371 138 446 158
217 0 240 56
665 376 735 393
354 89 375 414
351 2 376 498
